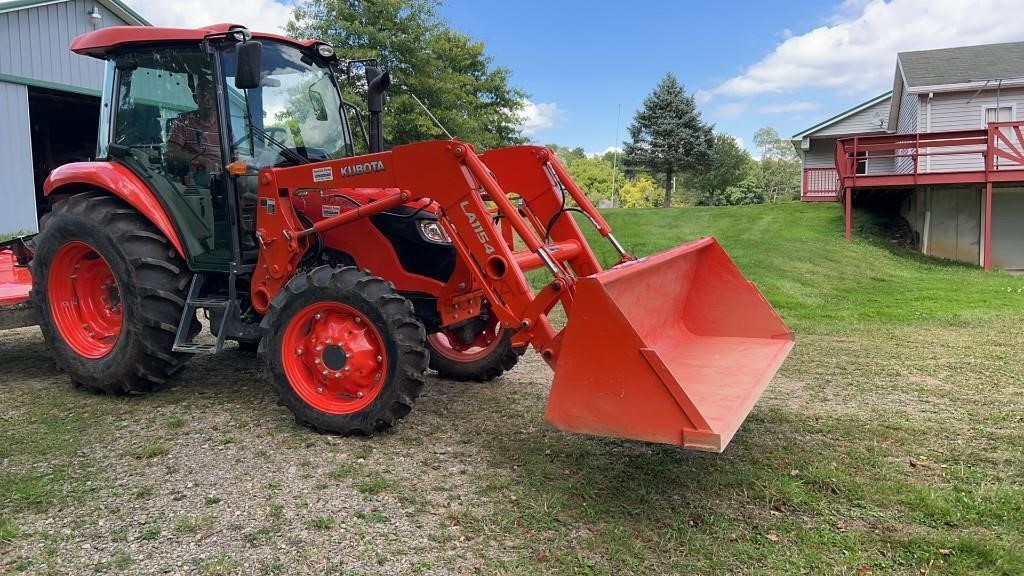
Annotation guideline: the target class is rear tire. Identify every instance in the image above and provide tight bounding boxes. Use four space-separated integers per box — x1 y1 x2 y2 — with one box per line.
261 266 428 434
31 191 197 394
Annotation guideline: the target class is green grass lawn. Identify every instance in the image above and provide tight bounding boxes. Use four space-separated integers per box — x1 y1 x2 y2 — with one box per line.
1 202 1022 575
490 202 1024 574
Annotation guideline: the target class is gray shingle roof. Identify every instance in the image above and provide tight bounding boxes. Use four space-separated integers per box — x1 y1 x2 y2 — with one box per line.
899 41 1024 87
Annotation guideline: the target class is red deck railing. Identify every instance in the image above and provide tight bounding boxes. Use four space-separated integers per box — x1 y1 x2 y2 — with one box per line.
801 168 840 201
834 121 1024 188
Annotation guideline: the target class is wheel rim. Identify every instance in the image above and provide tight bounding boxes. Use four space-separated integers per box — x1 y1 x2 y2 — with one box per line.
47 241 122 359
427 315 502 362
281 302 388 414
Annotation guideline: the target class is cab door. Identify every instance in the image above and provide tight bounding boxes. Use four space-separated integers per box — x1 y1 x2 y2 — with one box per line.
110 45 234 271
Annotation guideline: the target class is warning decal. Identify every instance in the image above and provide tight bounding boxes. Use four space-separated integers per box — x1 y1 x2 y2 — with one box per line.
312 166 334 182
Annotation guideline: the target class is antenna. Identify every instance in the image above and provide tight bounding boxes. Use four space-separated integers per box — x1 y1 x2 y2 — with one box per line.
404 89 454 140
611 103 621 207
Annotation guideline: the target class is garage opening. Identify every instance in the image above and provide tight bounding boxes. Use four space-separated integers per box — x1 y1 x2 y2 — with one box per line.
27 86 101 220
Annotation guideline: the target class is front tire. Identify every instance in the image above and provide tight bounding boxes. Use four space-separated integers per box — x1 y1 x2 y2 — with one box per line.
427 317 522 382
261 266 428 434
31 191 197 394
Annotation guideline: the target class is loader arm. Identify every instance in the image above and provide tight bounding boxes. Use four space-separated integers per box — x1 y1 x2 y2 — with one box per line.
253 141 608 364
252 140 795 451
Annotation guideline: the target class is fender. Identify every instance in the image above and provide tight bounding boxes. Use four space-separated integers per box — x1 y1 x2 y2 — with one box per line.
43 161 186 257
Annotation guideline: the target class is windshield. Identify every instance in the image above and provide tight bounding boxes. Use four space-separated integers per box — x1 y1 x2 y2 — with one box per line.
222 40 352 167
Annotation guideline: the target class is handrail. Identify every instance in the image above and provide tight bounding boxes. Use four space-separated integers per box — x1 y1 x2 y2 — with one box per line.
834 121 1024 183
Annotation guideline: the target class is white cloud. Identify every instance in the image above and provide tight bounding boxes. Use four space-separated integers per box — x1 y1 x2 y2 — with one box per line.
757 101 821 114
587 146 621 158
705 0 1023 99
519 100 562 137
124 0 295 35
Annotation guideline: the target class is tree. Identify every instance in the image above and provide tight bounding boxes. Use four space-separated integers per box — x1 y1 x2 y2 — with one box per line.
288 0 526 150
720 175 763 205
752 127 801 203
618 176 664 208
622 73 714 207
690 134 754 205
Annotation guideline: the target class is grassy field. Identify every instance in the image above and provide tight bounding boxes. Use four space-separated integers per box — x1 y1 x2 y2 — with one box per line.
2 202 1023 575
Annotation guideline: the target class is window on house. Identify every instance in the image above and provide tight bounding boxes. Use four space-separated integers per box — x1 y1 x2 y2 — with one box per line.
985 106 1013 125
855 150 867 175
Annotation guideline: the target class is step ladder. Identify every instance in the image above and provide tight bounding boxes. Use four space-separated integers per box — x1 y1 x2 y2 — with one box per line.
172 274 234 354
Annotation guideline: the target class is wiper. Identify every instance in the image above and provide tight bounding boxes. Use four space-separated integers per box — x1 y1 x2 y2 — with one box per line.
248 122 310 165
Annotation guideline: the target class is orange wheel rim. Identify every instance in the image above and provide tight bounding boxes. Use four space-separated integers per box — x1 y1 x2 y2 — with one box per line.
427 315 502 362
281 302 388 414
47 241 122 359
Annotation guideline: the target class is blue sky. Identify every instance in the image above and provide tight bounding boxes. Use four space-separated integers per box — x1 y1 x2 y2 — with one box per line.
129 0 1021 156
439 0 835 154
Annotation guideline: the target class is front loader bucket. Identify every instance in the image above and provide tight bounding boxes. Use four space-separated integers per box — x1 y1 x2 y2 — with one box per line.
546 237 794 452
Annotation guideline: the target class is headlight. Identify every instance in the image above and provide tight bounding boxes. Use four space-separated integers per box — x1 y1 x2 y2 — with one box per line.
418 220 450 244
317 44 335 58
230 28 251 42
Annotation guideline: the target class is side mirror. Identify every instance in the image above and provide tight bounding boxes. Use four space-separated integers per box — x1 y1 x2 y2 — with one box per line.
365 66 391 113
235 41 263 89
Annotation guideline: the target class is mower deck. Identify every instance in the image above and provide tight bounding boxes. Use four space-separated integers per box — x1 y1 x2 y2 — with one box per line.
0 248 36 330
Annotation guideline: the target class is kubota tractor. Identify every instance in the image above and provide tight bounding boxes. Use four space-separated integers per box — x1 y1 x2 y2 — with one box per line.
0 24 794 451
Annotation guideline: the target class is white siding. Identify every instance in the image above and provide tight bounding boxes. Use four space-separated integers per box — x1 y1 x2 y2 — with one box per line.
813 98 891 137
895 90 919 173
803 138 836 168
0 0 132 93
803 137 895 175
922 87 1024 172
0 81 38 234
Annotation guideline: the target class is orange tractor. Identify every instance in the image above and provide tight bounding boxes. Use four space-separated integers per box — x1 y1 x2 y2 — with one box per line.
0 24 793 451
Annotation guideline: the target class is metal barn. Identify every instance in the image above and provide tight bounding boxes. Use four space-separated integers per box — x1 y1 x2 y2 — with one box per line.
0 0 148 235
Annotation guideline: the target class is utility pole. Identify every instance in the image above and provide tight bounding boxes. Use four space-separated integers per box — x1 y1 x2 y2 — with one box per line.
611 103 621 207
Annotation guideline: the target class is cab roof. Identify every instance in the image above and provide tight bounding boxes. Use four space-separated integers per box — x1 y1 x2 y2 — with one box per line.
71 23 320 59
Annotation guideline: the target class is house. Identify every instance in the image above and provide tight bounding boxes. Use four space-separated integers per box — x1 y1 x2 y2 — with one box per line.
792 41 1024 271
0 0 149 235
792 91 892 200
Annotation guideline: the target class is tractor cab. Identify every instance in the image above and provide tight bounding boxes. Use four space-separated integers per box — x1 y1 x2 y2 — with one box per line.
81 25 358 272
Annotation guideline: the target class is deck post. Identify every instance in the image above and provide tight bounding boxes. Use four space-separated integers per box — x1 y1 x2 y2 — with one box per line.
984 182 993 271
844 187 852 241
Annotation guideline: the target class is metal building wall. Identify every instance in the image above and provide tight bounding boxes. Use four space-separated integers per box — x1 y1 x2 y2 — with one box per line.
0 0 129 94
0 0 137 234
0 81 38 234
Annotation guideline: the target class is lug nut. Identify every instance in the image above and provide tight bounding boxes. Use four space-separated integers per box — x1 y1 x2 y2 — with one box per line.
356 391 364 398
314 359 321 365
316 344 324 352
314 313 322 320
316 387 324 394
321 370 329 377
295 347 303 355
376 355 382 363
326 339 333 345
354 317 361 324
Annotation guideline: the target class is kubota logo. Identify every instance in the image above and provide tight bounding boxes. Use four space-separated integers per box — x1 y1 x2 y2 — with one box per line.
460 200 495 255
340 160 385 177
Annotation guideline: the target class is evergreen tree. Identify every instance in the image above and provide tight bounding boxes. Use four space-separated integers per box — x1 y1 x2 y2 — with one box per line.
622 73 714 207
